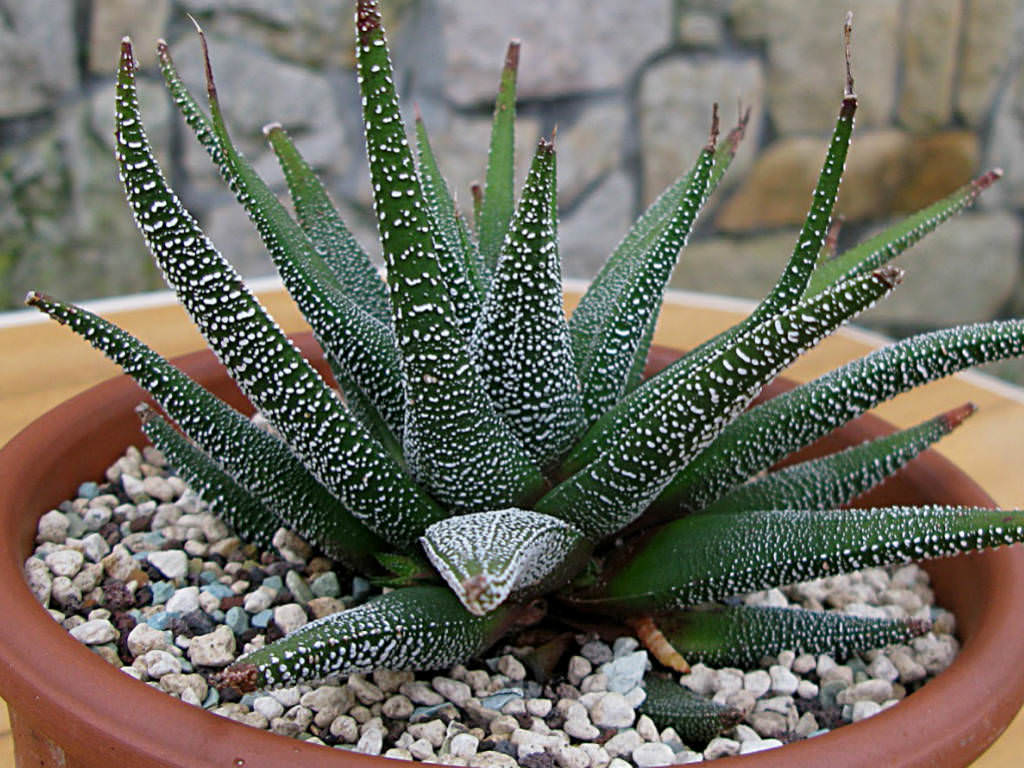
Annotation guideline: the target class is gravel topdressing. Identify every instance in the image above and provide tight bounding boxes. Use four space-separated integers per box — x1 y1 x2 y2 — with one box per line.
24 442 959 766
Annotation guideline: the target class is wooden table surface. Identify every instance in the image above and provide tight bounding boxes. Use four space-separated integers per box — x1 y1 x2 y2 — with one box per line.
2 283 1023 766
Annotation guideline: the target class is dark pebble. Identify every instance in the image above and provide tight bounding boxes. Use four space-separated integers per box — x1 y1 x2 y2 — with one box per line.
385 719 406 744
161 538 183 551
113 612 137 663
492 740 517 758
239 628 260 645
478 740 497 753
520 753 556 768
134 584 153 607
271 589 294 607
218 686 242 703
168 617 191 637
102 581 135 611
248 567 268 584
59 500 75 514
220 594 244 611
207 553 227 568
265 561 291 577
129 515 152 533
100 522 121 546
554 682 580 701
513 713 532 729
265 623 284 643
595 727 618 745
183 609 216 636
545 712 566 731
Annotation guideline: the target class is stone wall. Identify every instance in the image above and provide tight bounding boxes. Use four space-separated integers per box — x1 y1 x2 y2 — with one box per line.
3 1 1024 376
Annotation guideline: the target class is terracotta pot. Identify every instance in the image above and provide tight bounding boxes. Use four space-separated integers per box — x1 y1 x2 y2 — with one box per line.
1 337 1023 768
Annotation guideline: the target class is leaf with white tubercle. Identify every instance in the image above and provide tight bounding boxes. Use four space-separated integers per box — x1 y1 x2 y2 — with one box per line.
568 107 750 404
220 585 543 691
805 169 1002 298
574 107 719 426
741 15 858 330
263 123 393 327
160 39 392 330
539 266 904 539
115 38 444 548
355 0 545 512
569 506 1024 615
659 318 1024 513
702 403 976 515
477 40 520 269
422 508 590 616
470 137 583 466
25 292 385 568
638 675 742 746
164 29 407 447
414 109 488 306
136 404 281 549
642 605 930 670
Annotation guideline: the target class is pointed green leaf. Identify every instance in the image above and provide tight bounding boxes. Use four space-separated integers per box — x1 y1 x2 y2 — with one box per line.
116 38 443 547
703 403 975 515
221 586 535 690
477 40 519 269
470 138 583 465
568 109 750 401
651 605 929 669
355 0 545 511
421 508 589 616
263 123 392 327
26 292 384 569
660 318 1024 513
372 551 437 588
164 32 407 446
638 675 742 746
805 170 1002 297
137 404 280 549
540 268 903 539
571 506 1024 615
415 111 488 305
575 112 718 425
745 91 857 325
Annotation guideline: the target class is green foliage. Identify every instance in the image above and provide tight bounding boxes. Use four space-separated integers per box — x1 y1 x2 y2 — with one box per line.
30 4 1024 745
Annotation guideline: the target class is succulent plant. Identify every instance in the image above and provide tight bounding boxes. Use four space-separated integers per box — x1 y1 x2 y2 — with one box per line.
27 1 1024 744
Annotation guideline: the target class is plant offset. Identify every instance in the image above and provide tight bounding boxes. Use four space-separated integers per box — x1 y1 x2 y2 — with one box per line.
26 0 1024 744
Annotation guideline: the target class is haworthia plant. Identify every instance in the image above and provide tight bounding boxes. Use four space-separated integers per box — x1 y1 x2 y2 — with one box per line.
29 3 1024 746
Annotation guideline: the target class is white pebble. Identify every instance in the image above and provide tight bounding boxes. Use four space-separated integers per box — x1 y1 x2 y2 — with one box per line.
564 717 600 740
851 700 882 721
589 691 635 728
37 510 70 543
253 695 285 720
45 548 84 578
165 586 200 614
449 732 479 758
497 655 526 681
147 550 188 581
739 739 783 755
769 664 799 695
273 603 308 634
703 737 740 759
69 618 117 645
187 625 235 667
744 669 771 698
632 742 675 767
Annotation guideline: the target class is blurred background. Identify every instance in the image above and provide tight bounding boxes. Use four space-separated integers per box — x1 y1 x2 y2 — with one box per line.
2 0 1024 378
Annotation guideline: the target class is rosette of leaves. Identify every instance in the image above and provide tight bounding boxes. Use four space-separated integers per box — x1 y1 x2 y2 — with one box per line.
28 2 1024 743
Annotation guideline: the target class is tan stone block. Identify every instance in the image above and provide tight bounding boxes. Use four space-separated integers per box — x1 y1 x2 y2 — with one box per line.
890 131 979 212
956 0 1020 126
898 0 962 131
89 0 171 74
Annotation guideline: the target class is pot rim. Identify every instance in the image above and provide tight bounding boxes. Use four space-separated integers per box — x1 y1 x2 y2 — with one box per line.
0 336 1021 768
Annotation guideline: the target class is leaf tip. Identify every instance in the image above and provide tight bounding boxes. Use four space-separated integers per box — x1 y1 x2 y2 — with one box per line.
975 168 1003 191
905 617 932 638
261 121 283 138
505 39 521 72
873 264 904 289
942 401 977 431
843 11 855 100
706 103 720 152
